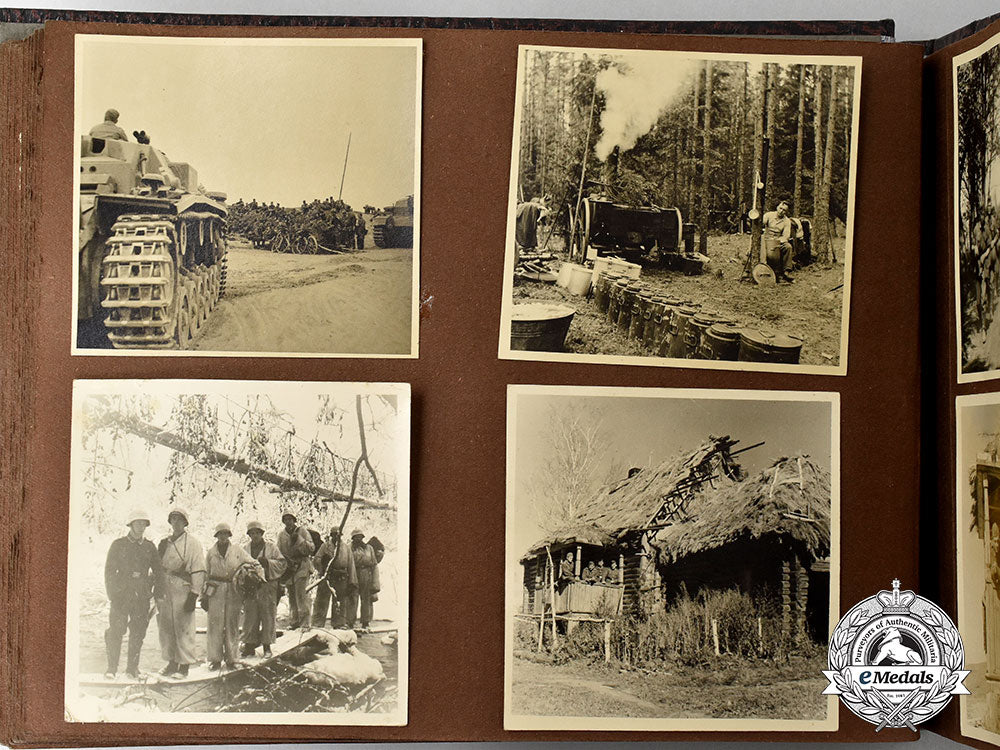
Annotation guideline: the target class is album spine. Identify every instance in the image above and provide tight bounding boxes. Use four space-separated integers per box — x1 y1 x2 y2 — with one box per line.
0 27 43 748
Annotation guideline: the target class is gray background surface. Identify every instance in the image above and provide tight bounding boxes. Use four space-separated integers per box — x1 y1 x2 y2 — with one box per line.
1 0 995 748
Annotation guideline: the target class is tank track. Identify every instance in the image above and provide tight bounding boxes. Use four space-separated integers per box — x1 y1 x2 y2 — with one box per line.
100 213 223 350
372 223 387 248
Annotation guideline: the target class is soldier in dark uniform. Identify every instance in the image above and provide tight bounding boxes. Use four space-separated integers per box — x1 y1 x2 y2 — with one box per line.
354 215 367 250
104 508 159 679
582 560 598 582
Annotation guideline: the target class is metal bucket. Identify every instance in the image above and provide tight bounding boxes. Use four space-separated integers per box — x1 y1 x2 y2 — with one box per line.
737 329 804 364
700 323 742 360
642 296 665 348
684 313 719 359
594 272 618 313
510 303 576 352
607 279 628 325
617 283 641 334
659 305 697 358
629 292 651 340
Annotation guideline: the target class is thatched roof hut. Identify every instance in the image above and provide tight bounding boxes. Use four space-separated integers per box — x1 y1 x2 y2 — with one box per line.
654 455 831 564
519 438 833 642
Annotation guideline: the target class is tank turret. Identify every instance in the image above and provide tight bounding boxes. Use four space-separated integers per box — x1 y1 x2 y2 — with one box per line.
77 135 228 349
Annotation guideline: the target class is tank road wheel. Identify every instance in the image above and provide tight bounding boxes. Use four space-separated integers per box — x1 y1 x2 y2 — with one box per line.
100 214 179 349
175 291 191 348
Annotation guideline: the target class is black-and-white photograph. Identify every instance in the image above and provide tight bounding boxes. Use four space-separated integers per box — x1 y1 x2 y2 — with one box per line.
499 46 861 375
73 35 420 357
955 33 1000 381
956 393 1000 743
65 380 409 725
504 385 839 731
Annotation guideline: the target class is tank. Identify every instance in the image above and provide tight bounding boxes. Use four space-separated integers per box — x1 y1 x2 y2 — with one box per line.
371 195 414 249
77 135 228 350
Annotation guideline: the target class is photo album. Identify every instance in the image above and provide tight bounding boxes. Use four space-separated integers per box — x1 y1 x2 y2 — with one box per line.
0 7 996 747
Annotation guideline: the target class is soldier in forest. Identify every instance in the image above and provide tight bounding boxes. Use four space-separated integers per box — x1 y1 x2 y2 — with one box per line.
761 200 796 283
155 508 205 678
103 508 159 680
311 528 358 629
514 195 550 264
241 520 286 658
346 529 382 631
89 108 128 141
203 522 262 670
277 512 315 629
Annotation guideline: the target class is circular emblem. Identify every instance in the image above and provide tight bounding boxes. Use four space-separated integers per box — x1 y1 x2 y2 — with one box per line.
823 580 969 731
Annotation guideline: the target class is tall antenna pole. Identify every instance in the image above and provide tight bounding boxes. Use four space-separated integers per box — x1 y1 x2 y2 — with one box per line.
338 131 352 200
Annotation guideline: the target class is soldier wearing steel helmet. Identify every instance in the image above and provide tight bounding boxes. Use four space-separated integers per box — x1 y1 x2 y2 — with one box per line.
155 507 205 678
241 520 286 658
103 508 159 679
277 511 315 629
203 522 262 670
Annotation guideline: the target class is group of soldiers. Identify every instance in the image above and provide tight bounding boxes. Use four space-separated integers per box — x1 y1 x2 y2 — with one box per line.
548 551 621 587
227 198 368 252
103 507 383 680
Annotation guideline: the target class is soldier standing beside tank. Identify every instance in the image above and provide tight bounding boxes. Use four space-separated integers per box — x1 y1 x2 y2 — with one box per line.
347 530 382 631
156 508 205 678
277 512 315 629
241 521 286 658
203 523 262 670
103 509 159 680
355 215 367 250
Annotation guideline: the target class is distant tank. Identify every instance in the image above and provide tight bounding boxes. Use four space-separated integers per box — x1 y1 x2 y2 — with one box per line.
371 195 414 249
77 135 228 349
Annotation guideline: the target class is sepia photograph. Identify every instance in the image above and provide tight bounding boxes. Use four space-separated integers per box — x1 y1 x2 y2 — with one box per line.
72 35 420 357
64 380 410 725
498 46 861 375
505 385 839 731
957 392 1000 743
955 33 1000 381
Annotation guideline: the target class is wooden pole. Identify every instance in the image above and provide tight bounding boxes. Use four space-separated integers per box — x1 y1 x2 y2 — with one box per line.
338 131 352 201
575 544 582 577
604 619 611 663
546 545 558 648
568 83 598 262
712 618 721 656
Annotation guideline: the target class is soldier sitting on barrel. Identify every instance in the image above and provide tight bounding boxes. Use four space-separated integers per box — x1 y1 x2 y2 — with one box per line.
761 200 796 284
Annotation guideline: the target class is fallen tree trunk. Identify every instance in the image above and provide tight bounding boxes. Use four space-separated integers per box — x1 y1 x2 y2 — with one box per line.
93 405 393 510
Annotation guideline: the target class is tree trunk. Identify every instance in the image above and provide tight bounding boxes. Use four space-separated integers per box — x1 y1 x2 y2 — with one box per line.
812 65 827 260
821 67 839 263
765 63 778 207
699 60 713 253
750 64 768 266
793 65 805 216
688 67 701 223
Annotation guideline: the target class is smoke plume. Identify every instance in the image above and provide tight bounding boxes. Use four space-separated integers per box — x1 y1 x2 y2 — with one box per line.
593 54 698 161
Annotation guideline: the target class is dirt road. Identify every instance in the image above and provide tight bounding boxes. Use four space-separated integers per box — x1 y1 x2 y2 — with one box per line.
509 653 829 720
193 242 414 355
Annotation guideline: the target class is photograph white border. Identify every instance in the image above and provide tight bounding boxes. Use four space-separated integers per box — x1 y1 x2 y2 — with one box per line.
70 34 422 359
503 384 841 732
64 379 411 726
497 45 863 377
954 32 1000 383
957 391 1000 744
